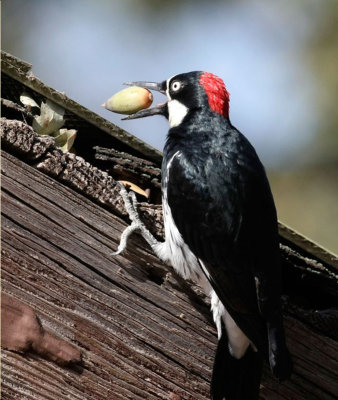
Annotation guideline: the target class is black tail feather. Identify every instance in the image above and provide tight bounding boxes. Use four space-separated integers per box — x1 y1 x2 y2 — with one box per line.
211 332 263 400
267 320 293 380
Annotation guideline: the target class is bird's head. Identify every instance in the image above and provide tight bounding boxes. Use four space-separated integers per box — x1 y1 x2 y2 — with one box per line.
123 71 230 127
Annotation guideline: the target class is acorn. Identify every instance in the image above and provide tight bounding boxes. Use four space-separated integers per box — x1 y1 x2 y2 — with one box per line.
102 86 153 115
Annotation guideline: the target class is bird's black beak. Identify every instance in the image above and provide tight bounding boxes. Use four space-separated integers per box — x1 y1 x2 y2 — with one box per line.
122 80 168 120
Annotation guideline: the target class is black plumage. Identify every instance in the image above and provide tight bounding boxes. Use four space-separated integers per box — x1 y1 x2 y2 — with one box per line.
164 107 291 372
123 71 292 399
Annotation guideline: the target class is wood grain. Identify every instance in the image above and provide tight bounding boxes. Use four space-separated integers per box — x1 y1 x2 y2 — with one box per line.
2 150 338 399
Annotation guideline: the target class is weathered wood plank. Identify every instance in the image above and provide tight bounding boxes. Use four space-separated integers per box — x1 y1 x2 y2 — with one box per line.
1 151 213 399
2 150 338 399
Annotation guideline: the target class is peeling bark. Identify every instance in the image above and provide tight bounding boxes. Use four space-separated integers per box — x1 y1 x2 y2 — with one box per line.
1 117 164 237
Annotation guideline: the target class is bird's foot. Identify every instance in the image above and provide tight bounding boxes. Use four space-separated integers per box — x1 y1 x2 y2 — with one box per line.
113 183 162 256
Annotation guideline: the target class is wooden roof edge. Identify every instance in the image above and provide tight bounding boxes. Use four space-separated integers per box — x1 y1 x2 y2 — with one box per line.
278 222 338 272
1 51 32 74
1 50 163 165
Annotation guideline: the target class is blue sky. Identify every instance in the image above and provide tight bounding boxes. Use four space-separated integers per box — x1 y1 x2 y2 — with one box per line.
2 0 324 168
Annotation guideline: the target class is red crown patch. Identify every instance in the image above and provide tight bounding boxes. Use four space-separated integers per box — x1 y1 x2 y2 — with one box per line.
199 72 230 117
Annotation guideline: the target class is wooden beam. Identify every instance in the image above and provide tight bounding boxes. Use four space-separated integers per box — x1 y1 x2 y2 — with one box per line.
2 150 338 399
2 151 213 399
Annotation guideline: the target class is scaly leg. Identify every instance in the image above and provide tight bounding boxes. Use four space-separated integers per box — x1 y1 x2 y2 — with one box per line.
113 183 165 259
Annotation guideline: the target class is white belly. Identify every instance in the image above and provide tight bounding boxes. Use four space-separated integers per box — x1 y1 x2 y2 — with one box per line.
159 196 249 358
160 151 250 358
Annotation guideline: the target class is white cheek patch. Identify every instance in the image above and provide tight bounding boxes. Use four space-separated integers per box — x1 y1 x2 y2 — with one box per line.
166 76 189 128
168 100 189 128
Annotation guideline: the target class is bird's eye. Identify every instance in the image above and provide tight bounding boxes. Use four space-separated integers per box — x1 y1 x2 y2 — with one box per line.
171 81 181 92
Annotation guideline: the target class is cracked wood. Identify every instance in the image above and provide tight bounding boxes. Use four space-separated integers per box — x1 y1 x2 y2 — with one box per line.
1 118 338 399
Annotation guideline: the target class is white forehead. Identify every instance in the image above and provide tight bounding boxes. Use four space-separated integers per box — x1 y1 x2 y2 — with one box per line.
166 74 178 100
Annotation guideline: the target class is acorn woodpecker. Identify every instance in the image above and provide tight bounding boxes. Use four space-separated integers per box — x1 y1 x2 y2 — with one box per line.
115 71 292 400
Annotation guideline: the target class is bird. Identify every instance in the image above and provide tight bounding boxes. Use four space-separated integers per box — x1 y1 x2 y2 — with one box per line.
114 71 293 400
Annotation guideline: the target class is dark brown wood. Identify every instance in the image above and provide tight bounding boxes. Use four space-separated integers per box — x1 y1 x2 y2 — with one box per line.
1 151 213 400
94 145 162 204
2 150 338 399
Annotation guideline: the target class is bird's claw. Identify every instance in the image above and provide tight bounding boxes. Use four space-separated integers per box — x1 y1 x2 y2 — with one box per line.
112 182 160 256
112 183 144 255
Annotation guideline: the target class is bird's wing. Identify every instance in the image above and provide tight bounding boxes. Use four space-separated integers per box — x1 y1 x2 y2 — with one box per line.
166 141 282 356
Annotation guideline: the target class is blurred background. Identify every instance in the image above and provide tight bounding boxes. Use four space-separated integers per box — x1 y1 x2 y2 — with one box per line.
2 0 338 254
